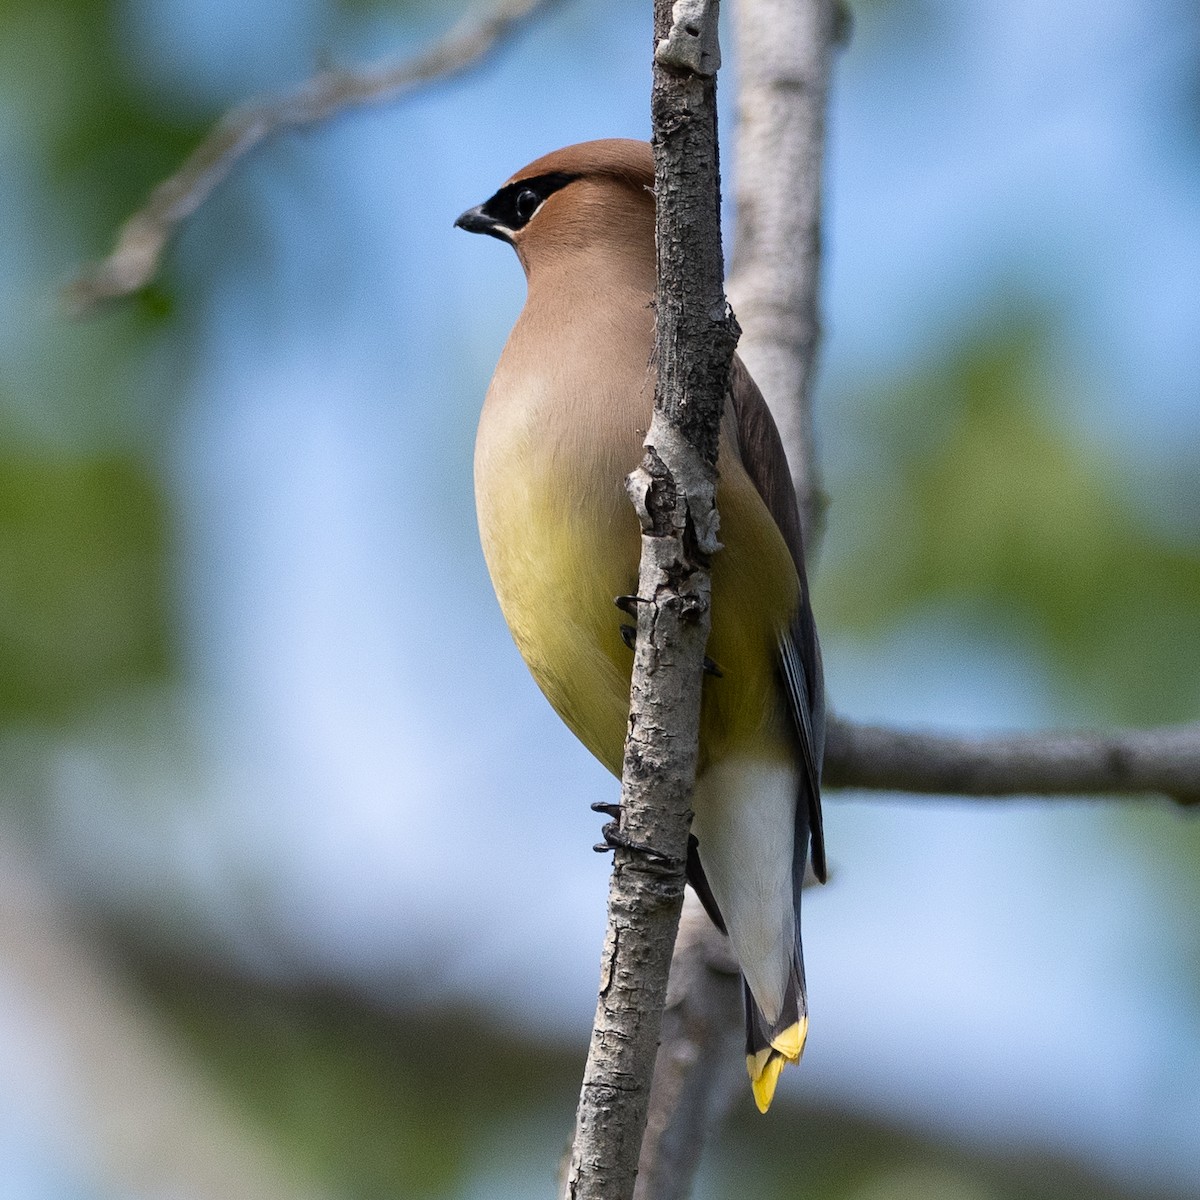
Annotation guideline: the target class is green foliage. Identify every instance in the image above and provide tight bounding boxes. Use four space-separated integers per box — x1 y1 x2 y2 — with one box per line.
139 962 579 1199
716 1101 1169 1200
333 0 458 16
0 0 190 728
51 89 209 252
0 0 210 255
133 283 178 325
0 451 172 721
819 316 1200 724
127 954 1185 1200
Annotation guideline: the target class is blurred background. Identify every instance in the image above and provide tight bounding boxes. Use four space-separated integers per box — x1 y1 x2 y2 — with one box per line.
2 0 1199 1196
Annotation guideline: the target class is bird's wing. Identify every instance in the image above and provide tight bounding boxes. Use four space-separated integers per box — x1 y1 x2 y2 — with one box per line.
727 355 827 882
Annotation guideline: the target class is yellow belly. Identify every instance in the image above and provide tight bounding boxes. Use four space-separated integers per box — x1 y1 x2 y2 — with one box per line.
476 418 799 776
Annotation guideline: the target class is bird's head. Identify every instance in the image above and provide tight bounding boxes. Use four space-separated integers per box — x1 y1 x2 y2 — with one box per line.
455 139 656 279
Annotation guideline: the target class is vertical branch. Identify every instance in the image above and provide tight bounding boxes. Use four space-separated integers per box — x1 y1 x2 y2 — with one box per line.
633 894 744 1200
560 2 737 1198
726 0 840 548
634 3 841 1196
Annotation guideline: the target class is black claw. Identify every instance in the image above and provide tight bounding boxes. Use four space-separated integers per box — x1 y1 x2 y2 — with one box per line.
615 594 645 616
595 820 681 867
593 801 623 854
591 798 679 867
620 623 637 651
593 819 625 853
703 656 723 677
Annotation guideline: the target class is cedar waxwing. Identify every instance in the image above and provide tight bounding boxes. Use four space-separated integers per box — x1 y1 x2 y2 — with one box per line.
456 139 826 1113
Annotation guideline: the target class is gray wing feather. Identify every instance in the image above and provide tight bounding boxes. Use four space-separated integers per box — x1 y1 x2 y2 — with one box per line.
727 356 827 883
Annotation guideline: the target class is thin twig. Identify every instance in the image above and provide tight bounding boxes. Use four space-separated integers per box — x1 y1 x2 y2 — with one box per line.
824 717 1200 806
64 0 559 314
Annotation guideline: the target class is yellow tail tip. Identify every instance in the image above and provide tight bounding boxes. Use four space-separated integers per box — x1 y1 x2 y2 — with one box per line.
747 1018 808 1112
770 1017 808 1063
747 1050 787 1113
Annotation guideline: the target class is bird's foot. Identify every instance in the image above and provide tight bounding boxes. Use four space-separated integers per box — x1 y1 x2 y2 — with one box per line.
616 597 643 656
591 801 681 867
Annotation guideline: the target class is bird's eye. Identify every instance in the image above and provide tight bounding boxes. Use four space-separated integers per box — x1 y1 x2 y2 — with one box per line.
514 188 541 222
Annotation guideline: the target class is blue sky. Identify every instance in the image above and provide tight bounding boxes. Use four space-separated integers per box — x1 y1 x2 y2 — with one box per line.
4 0 1200 1193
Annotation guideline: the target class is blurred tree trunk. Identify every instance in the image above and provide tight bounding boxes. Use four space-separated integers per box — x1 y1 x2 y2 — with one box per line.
0 831 312 1200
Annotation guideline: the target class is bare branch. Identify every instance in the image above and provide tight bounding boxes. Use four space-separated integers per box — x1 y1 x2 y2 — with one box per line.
64 0 558 315
725 0 840 550
630 4 843 1194
633 894 745 1200
560 2 737 1197
823 716 1200 806
561 425 718 1200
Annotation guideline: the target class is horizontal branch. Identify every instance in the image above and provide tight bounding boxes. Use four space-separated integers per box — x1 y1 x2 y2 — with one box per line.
65 0 557 314
823 715 1200 806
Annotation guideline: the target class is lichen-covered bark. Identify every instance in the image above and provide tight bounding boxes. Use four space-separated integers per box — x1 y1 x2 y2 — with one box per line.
559 3 738 1198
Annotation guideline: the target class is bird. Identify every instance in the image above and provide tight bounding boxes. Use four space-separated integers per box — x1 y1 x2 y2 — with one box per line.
455 139 826 1113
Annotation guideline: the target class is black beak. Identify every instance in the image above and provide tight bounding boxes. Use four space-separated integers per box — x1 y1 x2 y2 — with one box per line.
454 204 511 242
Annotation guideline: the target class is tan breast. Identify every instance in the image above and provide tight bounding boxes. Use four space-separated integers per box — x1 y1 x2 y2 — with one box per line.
473 249 800 777
474 273 654 771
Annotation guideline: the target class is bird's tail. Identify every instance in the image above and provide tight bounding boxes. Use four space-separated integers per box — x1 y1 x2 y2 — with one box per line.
744 963 808 1113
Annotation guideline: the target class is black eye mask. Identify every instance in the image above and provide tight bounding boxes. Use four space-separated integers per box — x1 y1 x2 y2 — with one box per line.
481 172 579 234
